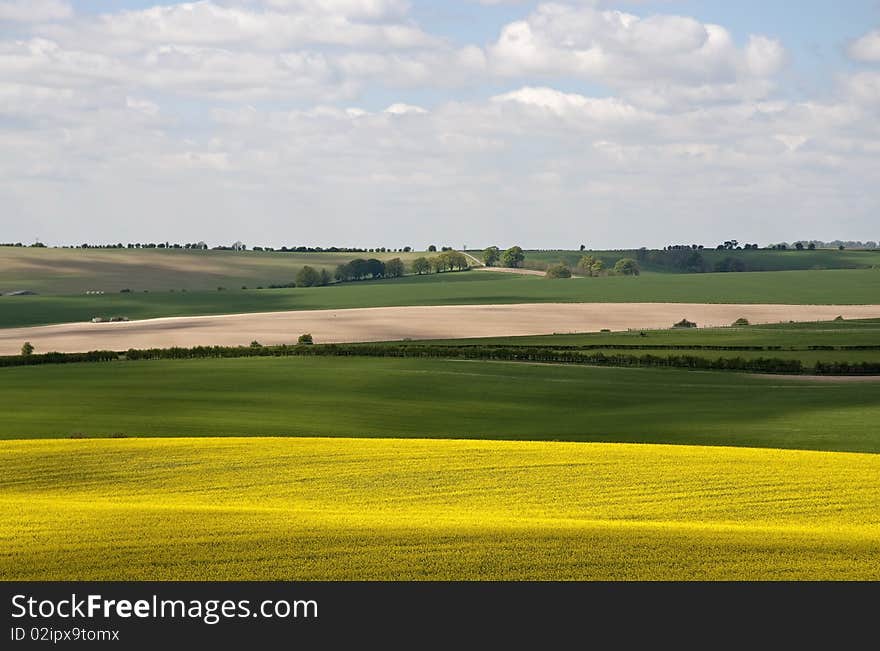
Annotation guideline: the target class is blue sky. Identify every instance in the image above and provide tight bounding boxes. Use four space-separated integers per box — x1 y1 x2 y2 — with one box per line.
1 1 879 248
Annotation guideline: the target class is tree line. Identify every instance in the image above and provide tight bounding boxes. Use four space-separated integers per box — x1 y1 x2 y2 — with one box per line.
5 342 879 376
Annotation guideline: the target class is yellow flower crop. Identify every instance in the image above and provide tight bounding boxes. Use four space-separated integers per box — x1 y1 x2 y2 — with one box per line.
1 437 878 580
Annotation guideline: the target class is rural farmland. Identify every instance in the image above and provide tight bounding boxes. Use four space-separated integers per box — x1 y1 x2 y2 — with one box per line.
2 245 879 582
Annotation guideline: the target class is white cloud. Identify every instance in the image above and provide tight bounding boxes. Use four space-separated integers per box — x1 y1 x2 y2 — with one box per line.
849 29 880 63
0 0 71 23
487 4 785 106
0 1 877 247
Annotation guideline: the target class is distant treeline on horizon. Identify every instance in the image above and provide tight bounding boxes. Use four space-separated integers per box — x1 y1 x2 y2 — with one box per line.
1 240 878 252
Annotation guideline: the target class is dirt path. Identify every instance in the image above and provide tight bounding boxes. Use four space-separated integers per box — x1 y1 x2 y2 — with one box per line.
3 303 880 355
473 266 548 276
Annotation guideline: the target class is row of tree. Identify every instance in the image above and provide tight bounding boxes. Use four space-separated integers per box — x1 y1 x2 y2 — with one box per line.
482 246 525 268
333 258 406 282
411 251 470 274
11 342 880 376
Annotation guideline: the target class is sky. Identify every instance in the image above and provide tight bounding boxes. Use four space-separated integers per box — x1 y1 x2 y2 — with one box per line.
1 1 879 249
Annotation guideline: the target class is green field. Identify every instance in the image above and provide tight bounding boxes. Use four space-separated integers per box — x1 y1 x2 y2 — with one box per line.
415 318 880 366
0 246 424 295
2 268 879 329
2 438 878 580
522 248 880 273
2 356 878 452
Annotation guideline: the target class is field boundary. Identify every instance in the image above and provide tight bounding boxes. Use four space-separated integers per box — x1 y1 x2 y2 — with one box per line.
4 342 880 375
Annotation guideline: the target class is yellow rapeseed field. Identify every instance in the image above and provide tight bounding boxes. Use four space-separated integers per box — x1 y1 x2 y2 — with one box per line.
1 437 878 580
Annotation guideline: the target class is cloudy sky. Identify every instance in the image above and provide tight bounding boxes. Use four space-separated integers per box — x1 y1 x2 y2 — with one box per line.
2 0 879 249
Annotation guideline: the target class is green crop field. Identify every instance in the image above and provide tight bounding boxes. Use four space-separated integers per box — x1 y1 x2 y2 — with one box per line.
414 318 880 366
2 438 878 580
0 246 424 295
522 248 880 273
2 268 879 329
2 356 879 452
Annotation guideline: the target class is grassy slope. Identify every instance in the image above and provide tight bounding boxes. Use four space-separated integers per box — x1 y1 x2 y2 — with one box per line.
522 248 880 272
3 268 879 329
0 247 424 294
2 356 879 452
2 438 878 580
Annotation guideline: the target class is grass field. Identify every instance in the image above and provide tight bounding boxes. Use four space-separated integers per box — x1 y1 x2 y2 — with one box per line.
416 318 880 365
0 246 424 295
3 268 879 329
2 437 878 580
2 356 879 452
522 248 880 273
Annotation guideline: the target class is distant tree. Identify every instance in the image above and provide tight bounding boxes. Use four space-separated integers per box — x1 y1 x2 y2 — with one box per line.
732 317 750 326
385 258 405 278
501 246 525 268
577 255 604 277
579 244 586 251
838 245 845 250
319 269 331 286
298 333 314 345
411 257 431 275
673 318 697 328
483 246 500 267
296 266 321 287
403 246 412 253
545 264 572 279
21 341 34 356
250 340 263 348
366 258 386 278
795 242 805 250
428 245 437 252
807 242 816 250
613 258 640 276
335 263 351 282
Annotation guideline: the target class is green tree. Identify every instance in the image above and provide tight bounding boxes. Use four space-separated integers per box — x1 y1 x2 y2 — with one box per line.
411 257 431 275
366 258 386 278
427 244 437 252
297 333 314 345
482 246 500 266
296 265 321 287
335 263 351 282
501 245 525 268
21 341 34 356
578 255 604 277
385 258 405 278
319 269 331 286
613 258 640 276
545 264 572 279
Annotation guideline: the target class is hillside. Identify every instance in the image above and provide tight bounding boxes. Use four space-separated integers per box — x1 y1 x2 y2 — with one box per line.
521 248 880 273
0 246 424 295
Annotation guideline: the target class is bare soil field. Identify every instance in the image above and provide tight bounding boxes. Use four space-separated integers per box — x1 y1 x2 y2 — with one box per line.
2 303 880 355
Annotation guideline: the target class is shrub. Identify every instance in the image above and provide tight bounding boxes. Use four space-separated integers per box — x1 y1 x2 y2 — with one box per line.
298 333 314 345
296 266 321 287
613 258 640 276
545 264 572 279
732 318 750 326
673 319 697 328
